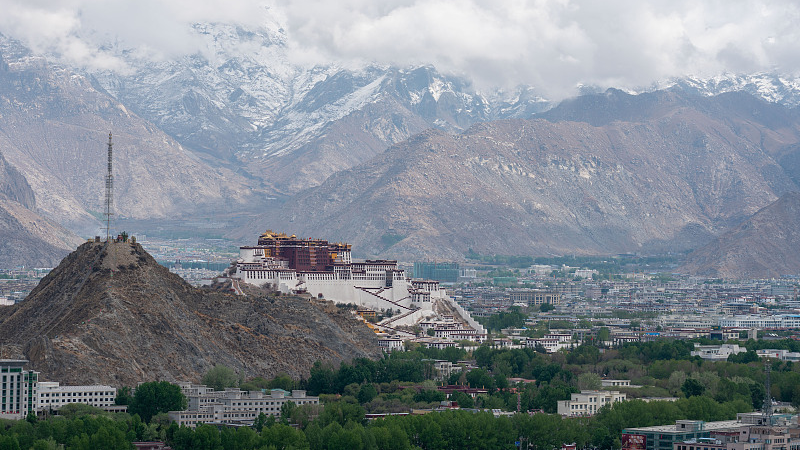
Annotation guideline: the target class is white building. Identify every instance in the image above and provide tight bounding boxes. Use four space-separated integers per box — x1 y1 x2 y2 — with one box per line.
459 268 477 279
717 315 800 329
236 240 429 313
0 360 38 419
755 349 800 361
574 269 597 279
545 333 573 343
37 382 116 412
378 336 405 352
529 265 554 276
433 360 458 381
602 379 631 388
425 341 458 350
169 383 319 428
526 338 572 353
557 390 627 417
234 233 486 334
690 344 745 361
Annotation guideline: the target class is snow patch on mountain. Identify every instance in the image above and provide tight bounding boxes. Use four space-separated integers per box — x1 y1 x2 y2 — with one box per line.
656 73 800 107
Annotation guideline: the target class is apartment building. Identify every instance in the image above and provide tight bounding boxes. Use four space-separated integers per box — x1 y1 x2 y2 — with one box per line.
557 390 626 417
169 383 319 428
690 344 745 361
623 420 743 450
0 360 37 420
37 382 116 411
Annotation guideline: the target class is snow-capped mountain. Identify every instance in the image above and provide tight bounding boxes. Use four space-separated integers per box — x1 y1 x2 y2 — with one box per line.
663 73 800 107
89 13 800 197
0 34 260 237
90 18 550 194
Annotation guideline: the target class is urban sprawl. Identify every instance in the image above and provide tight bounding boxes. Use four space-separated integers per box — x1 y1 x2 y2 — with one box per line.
4 231 800 450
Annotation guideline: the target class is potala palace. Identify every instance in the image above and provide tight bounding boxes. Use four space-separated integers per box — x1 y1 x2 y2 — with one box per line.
233 231 486 336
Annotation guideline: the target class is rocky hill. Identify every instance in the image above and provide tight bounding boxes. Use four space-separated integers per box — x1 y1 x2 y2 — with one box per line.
240 89 800 260
0 241 380 386
680 192 800 279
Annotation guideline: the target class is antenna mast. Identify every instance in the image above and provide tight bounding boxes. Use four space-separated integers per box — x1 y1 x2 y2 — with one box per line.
763 363 773 424
104 133 114 242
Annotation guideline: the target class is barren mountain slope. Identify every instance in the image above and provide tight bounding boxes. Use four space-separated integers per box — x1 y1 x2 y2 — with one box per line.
0 38 260 236
0 242 380 385
92 19 548 195
680 192 800 278
0 198 82 268
241 90 799 260
0 150 82 267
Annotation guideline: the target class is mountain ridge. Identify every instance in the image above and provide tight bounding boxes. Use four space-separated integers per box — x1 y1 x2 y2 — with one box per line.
0 34 264 236
237 89 800 260
680 191 800 279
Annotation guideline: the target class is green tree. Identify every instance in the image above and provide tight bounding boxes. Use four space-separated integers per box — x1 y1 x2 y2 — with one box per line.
577 372 602 390
596 327 611 345
0 436 20 450
791 384 800 409
202 364 239 391
682 378 705 398
307 361 337 395
240 377 270 392
115 386 133 405
318 399 365 427
414 389 446 403
262 423 309 449
268 374 298 391
449 391 474 408
253 412 270 432
540 303 555 312
357 383 378 404
281 401 297 424
88 425 129 450
466 368 496 391
728 350 759 364
57 403 107 419
532 381 576 413
567 344 601 365
130 381 187 423
192 424 223 450
31 438 58 450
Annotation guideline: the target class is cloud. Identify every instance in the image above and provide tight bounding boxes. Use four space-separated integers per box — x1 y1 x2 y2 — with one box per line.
0 0 798 99
275 0 800 98
0 0 268 69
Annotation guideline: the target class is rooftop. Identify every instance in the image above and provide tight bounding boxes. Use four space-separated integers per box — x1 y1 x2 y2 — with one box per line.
0 359 28 365
623 420 743 433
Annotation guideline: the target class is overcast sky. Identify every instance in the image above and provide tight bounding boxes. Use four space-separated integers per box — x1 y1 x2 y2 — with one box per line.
1 0 798 99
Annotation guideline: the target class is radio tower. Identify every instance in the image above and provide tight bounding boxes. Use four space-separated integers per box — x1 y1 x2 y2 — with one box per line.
104 132 114 242
763 363 773 425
